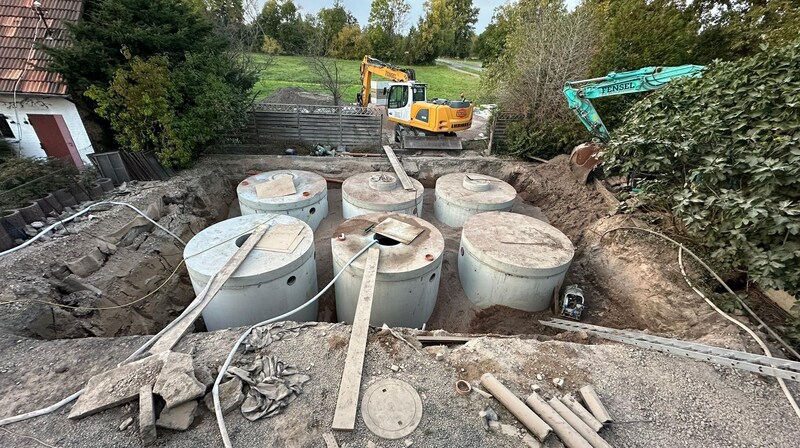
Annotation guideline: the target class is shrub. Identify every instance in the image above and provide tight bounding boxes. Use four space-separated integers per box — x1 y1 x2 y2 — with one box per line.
0 157 78 209
605 40 800 294
261 36 283 55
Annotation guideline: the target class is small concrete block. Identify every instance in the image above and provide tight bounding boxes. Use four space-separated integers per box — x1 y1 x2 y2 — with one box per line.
69 354 165 419
435 353 444 361
96 240 118 255
390 364 400 372
156 400 197 431
153 352 205 409
203 377 244 415
139 386 157 445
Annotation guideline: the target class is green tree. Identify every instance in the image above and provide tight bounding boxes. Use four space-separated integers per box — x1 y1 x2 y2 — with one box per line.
366 0 410 60
605 39 800 294
473 6 512 62
691 0 800 63
584 0 699 133
47 0 255 167
317 0 357 53
483 0 595 158
256 0 312 54
331 25 372 60
47 0 224 95
426 0 479 58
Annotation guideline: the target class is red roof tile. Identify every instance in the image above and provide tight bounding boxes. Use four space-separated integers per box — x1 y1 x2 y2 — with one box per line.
0 0 84 96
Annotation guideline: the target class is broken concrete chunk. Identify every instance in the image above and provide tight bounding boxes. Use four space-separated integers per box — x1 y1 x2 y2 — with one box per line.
194 363 214 390
203 377 245 415
62 275 102 296
153 352 205 409
139 386 157 445
156 400 197 431
96 240 118 255
69 354 165 419
65 247 107 278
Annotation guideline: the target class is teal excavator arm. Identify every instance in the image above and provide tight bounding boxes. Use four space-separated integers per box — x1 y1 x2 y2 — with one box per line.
563 65 704 143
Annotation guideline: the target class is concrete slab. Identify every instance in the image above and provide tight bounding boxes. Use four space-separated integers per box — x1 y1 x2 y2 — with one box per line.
68 354 165 419
153 352 205 408
156 400 198 431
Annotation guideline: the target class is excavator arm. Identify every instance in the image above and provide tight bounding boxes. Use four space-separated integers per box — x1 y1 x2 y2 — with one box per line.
563 65 704 143
358 56 416 106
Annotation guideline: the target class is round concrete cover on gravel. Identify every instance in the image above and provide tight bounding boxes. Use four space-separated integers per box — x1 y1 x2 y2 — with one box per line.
361 379 423 439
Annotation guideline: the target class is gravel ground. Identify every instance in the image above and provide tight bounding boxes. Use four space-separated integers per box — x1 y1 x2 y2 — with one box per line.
0 326 798 448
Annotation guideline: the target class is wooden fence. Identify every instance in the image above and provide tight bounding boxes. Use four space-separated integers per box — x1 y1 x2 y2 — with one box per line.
224 103 383 149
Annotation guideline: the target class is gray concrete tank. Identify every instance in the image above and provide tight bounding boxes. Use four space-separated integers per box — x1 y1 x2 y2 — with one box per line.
341 172 424 219
434 173 516 227
331 212 444 328
237 170 328 231
458 211 574 312
184 213 318 331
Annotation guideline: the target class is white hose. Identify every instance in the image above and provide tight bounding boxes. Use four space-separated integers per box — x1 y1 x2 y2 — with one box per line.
678 248 800 420
0 275 215 427
0 200 185 258
603 226 800 360
213 239 379 448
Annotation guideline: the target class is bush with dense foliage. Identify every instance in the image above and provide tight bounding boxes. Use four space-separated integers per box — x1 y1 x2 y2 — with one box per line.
605 40 800 294
0 157 79 209
47 0 256 168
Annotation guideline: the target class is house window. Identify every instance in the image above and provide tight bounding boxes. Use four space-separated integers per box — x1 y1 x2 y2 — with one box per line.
0 114 15 138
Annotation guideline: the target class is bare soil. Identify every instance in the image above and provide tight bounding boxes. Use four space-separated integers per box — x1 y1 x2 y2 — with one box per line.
0 153 797 447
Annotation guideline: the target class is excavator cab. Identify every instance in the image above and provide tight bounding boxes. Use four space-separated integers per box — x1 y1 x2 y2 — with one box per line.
386 83 427 124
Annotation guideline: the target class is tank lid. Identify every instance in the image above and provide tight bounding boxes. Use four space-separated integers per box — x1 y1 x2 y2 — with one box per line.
237 170 327 212
435 173 516 210
342 172 423 210
331 212 443 281
461 211 574 277
184 214 314 285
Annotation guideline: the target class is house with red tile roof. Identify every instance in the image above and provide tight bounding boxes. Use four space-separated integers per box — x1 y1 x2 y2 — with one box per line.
0 0 93 167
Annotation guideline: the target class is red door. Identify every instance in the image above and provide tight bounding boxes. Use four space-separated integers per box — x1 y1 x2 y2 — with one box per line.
27 114 84 167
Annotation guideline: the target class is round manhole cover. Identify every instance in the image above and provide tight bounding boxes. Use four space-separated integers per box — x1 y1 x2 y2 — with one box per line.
361 378 423 439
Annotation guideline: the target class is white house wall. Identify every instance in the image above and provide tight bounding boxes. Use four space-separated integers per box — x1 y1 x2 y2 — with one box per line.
0 94 94 164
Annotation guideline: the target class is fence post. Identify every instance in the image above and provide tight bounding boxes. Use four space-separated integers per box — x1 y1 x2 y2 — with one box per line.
338 106 343 147
296 107 301 143
251 105 260 145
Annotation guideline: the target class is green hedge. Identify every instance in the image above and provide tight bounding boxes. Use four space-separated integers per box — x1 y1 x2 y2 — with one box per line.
606 40 800 294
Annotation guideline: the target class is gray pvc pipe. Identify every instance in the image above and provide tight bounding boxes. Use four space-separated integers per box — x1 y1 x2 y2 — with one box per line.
580 385 612 425
480 373 552 442
549 397 614 448
525 392 592 448
561 394 603 432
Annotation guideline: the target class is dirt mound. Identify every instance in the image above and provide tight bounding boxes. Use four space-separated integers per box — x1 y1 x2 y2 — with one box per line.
260 87 340 106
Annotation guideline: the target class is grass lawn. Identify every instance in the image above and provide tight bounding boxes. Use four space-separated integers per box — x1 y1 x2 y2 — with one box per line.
251 54 481 103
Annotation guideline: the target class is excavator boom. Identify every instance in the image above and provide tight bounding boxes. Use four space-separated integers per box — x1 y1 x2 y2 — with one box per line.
563 65 704 181
563 65 704 143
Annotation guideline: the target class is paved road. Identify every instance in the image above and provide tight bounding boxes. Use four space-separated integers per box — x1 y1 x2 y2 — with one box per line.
436 59 481 77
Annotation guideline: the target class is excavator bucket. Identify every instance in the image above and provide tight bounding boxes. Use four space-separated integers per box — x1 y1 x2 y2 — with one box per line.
402 135 462 151
569 142 603 183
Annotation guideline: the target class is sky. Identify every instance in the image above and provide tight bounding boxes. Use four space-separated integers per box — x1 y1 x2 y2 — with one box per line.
252 1 582 34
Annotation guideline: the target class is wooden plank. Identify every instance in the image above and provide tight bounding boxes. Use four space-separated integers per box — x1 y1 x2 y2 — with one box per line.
383 145 415 191
331 246 381 432
148 222 272 354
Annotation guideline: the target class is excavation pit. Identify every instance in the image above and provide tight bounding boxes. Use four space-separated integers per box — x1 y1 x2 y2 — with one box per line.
0 154 741 342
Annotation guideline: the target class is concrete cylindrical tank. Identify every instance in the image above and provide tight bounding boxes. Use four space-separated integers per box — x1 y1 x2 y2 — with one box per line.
237 170 328 231
434 173 517 228
342 172 424 219
184 213 318 331
331 212 444 328
458 211 574 312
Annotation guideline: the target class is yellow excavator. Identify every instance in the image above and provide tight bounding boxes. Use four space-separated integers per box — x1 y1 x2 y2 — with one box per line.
358 56 473 150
